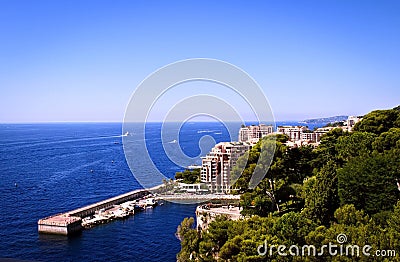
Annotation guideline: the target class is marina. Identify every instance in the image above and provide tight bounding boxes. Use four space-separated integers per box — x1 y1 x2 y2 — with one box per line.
38 183 240 235
38 188 159 235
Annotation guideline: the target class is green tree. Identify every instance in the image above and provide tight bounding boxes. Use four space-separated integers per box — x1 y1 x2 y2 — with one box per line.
177 107 400 261
282 146 314 184
353 109 400 134
219 236 243 260
176 217 200 261
303 161 340 225
335 132 376 162
240 191 274 217
273 211 315 245
325 121 344 127
372 127 400 153
387 201 400 252
312 128 346 170
208 216 232 250
175 168 200 184
334 204 369 226
232 135 287 212
338 152 400 214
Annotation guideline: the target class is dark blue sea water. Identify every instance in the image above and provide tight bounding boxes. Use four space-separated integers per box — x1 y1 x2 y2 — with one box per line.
0 121 325 261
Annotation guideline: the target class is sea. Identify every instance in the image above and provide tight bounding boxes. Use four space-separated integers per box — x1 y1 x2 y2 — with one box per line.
0 121 326 261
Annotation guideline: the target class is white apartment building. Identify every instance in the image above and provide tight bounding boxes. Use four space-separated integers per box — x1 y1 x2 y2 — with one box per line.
346 116 362 132
238 124 273 143
299 115 363 144
277 126 309 141
201 142 251 193
301 132 319 143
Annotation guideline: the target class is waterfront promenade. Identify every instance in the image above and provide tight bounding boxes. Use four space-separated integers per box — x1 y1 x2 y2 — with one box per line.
158 193 240 201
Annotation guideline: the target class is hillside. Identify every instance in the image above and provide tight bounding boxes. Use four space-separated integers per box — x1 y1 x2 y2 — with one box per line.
177 106 400 261
303 115 348 124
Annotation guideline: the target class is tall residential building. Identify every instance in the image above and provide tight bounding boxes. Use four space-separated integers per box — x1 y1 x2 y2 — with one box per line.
201 142 251 193
238 124 273 143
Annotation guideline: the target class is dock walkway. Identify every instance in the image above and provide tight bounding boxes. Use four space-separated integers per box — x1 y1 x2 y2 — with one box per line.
38 188 150 235
38 184 239 235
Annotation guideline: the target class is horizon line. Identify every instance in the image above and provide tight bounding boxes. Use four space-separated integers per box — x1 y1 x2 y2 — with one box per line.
0 119 325 124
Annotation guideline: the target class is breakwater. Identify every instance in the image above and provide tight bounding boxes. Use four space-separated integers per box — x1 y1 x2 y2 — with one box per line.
38 187 155 235
38 183 240 235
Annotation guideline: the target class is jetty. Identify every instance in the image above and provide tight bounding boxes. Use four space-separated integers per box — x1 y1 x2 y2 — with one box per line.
38 188 152 235
38 183 240 235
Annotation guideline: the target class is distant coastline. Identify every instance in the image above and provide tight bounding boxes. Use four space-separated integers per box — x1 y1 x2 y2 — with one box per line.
302 115 349 124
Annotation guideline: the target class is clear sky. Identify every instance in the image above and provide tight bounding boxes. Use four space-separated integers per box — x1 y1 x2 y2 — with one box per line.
1 0 399 122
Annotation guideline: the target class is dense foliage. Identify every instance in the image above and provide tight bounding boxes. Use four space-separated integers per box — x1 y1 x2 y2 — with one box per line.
324 121 344 127
177 106 400 261
175 168 201 184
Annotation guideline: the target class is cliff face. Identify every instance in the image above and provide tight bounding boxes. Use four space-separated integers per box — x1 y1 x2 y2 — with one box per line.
196 204 242 230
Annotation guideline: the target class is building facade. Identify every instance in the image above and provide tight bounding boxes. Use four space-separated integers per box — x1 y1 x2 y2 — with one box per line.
280 115 363 147
277 126 309 141
301 132 319 143
346 116 362 132
238 124 273 143
200 142 251 193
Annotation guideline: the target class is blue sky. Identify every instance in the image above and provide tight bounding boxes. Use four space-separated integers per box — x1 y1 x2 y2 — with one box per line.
1 0 399 122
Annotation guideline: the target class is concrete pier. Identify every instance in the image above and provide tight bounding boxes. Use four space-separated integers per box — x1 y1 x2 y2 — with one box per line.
38 214 82 235
38 184 239 235
38 188 150 235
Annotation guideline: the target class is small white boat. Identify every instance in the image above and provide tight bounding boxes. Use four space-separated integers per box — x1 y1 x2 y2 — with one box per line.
112 208 129 218
145 198 157 206
187 164 201 169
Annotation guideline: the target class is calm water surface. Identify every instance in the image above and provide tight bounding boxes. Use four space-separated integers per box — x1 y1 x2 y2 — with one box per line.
0 121 324 261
